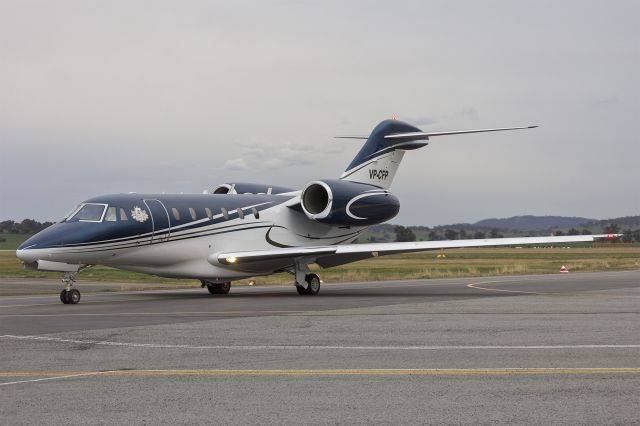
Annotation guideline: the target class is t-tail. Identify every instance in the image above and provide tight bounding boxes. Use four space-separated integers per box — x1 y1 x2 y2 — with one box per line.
338 119 538 189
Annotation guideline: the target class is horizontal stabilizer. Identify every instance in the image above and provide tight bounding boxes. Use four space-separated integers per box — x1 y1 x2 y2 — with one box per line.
384 126 538 140
335 126 537 141
339 119 537 189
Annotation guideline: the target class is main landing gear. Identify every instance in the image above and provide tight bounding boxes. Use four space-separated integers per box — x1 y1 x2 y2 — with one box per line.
60 272 81 304
201 280 231 295
291 258 321 296
295 273 321 296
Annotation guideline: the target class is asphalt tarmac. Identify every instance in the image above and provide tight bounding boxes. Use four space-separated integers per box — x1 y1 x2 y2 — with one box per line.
1 270 639 424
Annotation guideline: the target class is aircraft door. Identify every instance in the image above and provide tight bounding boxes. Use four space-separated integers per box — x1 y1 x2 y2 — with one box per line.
143 199 171 243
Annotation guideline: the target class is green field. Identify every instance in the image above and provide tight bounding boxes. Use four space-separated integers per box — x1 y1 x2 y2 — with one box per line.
0 233 34 250
2 245 639 286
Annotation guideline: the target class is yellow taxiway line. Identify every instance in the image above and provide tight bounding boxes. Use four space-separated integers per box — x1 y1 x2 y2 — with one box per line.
467 281 543 294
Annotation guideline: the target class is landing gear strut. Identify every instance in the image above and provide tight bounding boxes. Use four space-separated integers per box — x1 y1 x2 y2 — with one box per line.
60 272 81 304
201 280 231 295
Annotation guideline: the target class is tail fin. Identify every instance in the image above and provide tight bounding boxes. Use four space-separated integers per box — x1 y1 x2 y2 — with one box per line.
338 120 428 189
338 119 536 189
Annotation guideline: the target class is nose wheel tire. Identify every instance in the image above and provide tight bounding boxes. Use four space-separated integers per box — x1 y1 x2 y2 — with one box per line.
60 289 81 304
59 271 81 304
297 274 321 295
67 289 81 304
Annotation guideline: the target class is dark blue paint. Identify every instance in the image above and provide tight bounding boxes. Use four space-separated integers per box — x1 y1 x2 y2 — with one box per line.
345 119 426 172
18 193 294 251
308 179 400 226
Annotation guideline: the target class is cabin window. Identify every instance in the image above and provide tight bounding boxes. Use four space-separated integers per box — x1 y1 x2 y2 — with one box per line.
106 206 129 222
205 208 213 220
237 208 244 219
104 207 117 222
66 203 107 222
221 208 229 220
189 208 197 220
251 207 259 219
172 208 181 221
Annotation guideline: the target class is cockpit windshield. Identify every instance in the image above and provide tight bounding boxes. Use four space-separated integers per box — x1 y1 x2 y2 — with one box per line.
65 203 107 222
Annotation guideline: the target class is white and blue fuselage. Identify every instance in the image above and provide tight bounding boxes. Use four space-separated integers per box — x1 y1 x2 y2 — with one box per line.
17 189 370 282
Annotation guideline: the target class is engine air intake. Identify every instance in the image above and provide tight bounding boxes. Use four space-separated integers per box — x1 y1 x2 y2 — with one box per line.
300 179 399 226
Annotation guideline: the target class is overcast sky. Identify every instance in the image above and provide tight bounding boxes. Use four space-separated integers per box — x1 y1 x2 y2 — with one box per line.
1 0 638 225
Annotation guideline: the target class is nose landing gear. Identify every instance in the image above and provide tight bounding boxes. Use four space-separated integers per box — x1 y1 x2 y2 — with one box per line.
60 272 81 304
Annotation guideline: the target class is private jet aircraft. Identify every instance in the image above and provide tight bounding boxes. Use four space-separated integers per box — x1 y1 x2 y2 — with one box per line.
16 119 612 304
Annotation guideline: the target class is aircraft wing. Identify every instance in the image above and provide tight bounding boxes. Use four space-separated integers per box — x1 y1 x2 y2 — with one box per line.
216 234 617 268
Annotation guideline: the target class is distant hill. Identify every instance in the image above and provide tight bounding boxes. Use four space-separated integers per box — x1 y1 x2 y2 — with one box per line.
360 214 640 243
580 216 640 230
473 215 594 231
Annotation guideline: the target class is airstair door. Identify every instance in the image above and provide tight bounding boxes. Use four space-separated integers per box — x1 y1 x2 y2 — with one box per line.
143 199 171 244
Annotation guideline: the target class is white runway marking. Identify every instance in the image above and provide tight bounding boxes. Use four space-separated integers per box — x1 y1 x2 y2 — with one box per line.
2 335 640 351
0 371 109 387
1 368 640 388
467 281 544 294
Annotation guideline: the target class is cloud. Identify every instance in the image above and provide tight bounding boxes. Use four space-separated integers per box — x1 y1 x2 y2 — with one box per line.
401 108 479 129
225 139 347 171
440 107 480 121
223 158 248 170
403 115 439 127
458 107 480 121
592 96 618 107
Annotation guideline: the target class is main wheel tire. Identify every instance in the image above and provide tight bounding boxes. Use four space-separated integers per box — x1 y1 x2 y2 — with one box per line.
60 289 70 304
67 289 81 304
207 282 231 295
218 282 231 295
305 274 321 296
296 285 307 295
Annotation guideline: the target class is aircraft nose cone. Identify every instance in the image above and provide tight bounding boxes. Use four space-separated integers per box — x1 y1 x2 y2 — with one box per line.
15 223 64 263
16 248 38 263
17 234 45 263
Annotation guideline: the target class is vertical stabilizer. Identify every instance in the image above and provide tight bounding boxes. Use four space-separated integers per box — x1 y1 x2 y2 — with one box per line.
339 120 427 189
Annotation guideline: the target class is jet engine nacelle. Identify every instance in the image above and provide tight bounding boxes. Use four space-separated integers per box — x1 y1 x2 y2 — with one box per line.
300 179 399 226
212 182 294 195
